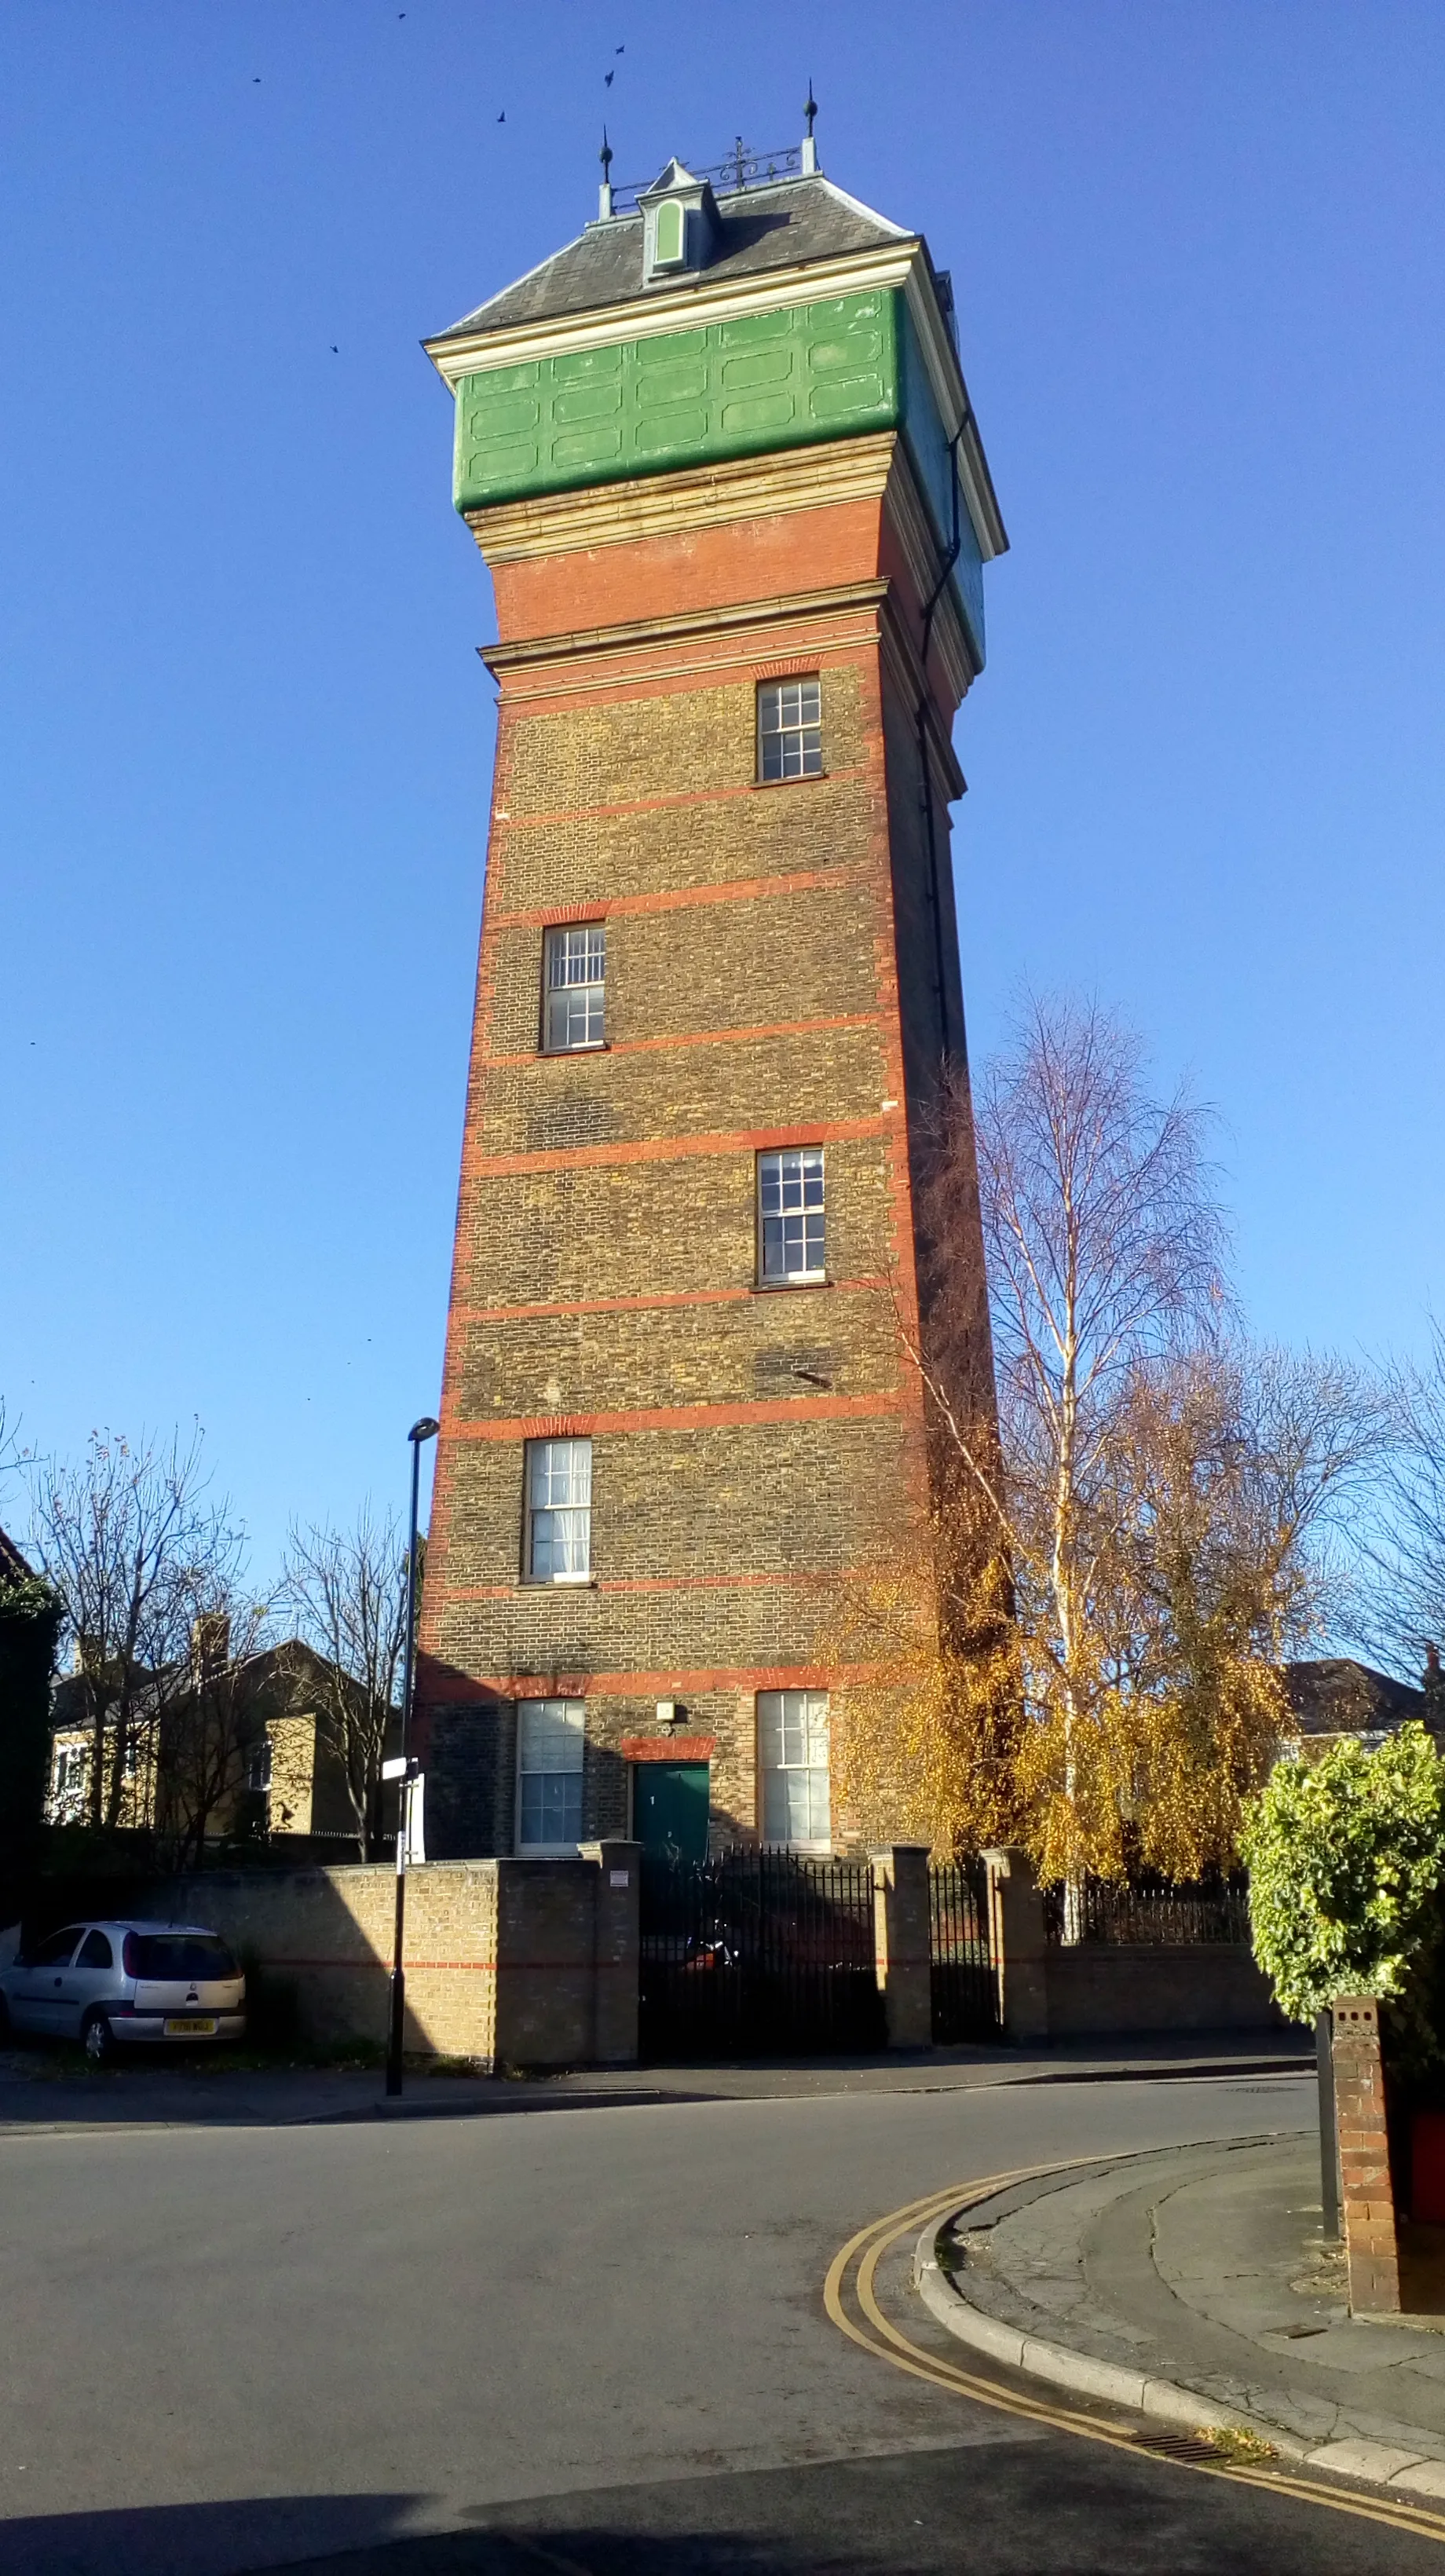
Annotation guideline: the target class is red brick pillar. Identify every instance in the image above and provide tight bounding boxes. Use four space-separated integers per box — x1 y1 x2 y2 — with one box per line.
1332 1995 1400 2314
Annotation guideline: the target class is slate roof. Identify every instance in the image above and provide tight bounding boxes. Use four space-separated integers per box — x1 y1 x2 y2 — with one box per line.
430 173 913 344
1284 1656 1429 1736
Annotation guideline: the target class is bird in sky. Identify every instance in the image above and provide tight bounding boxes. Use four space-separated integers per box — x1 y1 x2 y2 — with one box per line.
497 109 505 123
605 69 613 85
331 344 338 353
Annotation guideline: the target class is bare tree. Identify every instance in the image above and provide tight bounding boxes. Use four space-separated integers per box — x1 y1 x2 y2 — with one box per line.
25 1428 247 1831
1371 1322 1445 1685
278 1512 408 1855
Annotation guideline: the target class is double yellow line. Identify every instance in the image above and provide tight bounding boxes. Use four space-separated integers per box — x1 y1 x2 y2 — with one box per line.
825 2163 1445 2549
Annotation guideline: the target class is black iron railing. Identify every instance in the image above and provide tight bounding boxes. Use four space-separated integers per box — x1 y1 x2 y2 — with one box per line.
639 1846 883 2059
1042 1876 1251 1947
927 1858 1001 2041
611 141 803 214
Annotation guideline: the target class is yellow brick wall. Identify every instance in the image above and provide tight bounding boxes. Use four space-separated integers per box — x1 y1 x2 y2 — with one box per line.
423 603 975 1857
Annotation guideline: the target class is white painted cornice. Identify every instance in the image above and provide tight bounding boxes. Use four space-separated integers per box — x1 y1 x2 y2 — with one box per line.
423 242 920 384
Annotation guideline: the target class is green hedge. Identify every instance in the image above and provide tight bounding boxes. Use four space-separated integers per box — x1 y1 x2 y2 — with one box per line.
0 1572 63 1867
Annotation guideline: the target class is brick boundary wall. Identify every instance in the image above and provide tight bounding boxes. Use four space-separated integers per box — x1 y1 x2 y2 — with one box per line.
1332 1994 1402 2314
134 1847 640 2071
982 1846 1285 2044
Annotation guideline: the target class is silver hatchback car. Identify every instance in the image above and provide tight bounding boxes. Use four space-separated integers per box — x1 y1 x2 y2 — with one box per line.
0 1920 246 2062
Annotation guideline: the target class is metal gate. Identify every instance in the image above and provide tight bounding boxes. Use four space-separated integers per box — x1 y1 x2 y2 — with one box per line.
928 1857 1000 2042
639 1847 886 2060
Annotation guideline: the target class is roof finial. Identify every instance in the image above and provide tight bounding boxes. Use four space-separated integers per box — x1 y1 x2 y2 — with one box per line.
802 82 819 175
598 126 615 221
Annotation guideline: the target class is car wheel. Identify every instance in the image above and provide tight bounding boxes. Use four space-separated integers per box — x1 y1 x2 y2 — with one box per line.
82 2009 115 2066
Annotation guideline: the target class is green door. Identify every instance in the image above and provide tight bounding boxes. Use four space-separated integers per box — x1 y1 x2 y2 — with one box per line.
633 1762 709 1864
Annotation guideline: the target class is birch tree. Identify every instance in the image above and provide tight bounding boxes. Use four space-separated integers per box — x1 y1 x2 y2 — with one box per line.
876 997 1385 1885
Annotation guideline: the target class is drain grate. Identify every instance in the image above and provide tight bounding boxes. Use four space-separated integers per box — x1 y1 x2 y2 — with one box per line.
1129 2431 1226 2465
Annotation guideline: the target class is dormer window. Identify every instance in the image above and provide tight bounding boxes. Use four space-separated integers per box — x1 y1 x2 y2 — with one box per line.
653 199 686 267
638 159 717 286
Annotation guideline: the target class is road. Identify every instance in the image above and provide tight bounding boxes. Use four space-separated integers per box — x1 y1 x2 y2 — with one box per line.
0 2062 1436 2574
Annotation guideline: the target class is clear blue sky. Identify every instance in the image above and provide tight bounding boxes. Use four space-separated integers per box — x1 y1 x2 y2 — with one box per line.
2 3 1442 1578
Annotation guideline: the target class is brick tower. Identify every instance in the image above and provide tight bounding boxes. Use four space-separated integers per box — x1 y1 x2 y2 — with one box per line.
416 126 1006 1862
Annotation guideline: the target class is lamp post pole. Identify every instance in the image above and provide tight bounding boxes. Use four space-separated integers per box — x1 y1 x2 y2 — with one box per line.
386 1414 440 2100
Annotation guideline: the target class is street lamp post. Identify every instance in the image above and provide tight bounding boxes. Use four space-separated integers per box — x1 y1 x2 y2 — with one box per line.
386 1414 441 2099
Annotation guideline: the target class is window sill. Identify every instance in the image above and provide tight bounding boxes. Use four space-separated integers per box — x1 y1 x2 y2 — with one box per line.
539 1041 609 1058
752 1275 830 1293
517 1576 597 1591
515 1842 583 1859
752 771 829 791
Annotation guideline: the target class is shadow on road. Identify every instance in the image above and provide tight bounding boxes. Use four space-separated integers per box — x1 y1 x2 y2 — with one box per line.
5 2444 1443 2576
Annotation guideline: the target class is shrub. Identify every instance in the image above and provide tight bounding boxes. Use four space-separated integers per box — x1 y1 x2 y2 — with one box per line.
1239 1722 1445 2025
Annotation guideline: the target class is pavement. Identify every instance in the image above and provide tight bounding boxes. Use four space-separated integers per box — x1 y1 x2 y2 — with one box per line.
920 2132 1445 2497
0 2028 1311 2132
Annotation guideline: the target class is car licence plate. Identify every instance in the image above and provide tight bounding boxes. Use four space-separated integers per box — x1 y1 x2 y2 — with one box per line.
164 2016 217 2036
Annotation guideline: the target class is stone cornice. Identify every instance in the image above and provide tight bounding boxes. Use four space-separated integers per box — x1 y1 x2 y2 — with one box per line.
480 580 891 679
467 434 975 701
466 433 900 565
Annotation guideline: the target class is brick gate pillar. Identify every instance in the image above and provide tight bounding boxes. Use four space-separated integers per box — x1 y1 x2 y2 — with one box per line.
581 1839 641 2067
982 1846 1050 2046
870 1846 933 2051
1332 1995 1401 2314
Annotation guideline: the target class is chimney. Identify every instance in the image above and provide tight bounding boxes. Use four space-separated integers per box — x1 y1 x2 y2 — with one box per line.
192 1613 230 1679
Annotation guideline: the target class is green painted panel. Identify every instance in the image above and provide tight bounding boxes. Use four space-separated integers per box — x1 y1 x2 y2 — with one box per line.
452 283 986 662
453 290 898 510
895 296 986 665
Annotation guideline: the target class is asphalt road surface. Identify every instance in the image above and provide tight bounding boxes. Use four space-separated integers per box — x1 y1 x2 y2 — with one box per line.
2 2065 1435 2575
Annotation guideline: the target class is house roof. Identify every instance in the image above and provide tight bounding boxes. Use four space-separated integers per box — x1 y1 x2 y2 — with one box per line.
1284 1657 1429 1736
0 1526 35 1583
428 170 913 345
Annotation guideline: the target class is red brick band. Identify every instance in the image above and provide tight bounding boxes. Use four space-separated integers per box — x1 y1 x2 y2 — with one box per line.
444 1391 904 1440
487 864 862 933
481 1009 883 1070
461 1113 894 1183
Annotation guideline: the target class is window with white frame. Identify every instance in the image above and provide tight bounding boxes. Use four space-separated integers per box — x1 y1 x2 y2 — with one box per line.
246 1739 273 1795
757 678 822 782
542 923 605 1052
758 1690 831 1848
524 1436 592 1582
52 1742 86 1808
758 1147 825 1283
517 1697 585 1850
